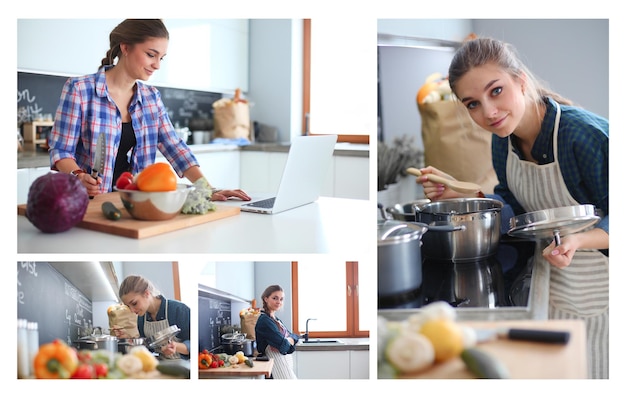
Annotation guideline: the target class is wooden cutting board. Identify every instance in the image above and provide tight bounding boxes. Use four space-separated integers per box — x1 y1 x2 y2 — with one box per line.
402 319 587 379
199 358 274 379
18 191 240 239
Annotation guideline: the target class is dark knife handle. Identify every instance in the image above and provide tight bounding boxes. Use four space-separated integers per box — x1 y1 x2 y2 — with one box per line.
508 328 570 344
89 170 99 199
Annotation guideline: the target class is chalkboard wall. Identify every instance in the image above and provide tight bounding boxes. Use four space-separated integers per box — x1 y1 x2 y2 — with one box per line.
198 291 232 352
17 71 222 128
17 261 93 346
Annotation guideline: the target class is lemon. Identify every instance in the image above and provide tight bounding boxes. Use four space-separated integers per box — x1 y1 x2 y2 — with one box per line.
419 318 465 362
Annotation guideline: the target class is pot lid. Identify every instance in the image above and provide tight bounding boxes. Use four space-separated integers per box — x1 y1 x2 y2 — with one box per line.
507 204 600 241
147 325 181 349
377 220 427 243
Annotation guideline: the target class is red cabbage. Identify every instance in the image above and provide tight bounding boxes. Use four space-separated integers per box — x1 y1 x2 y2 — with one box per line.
25 172 89 233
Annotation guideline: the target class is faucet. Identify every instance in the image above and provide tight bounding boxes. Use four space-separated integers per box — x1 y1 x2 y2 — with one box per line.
303 318 317 342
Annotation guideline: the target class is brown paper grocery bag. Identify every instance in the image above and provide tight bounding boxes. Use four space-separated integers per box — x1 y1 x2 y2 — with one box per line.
418 100 498 194
107 304 140 338
213 101 252 141
240 311 261 341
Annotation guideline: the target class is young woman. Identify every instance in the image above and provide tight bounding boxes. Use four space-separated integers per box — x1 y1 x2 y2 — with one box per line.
254 285 299 379
416 37 608 379
48 19 250 201
115 275 190 360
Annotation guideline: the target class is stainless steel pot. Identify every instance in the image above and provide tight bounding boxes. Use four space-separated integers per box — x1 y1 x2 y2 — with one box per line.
378 220 427 297
385 199 431 222
415 198 503 261
117 338 146 354
220 333 254 356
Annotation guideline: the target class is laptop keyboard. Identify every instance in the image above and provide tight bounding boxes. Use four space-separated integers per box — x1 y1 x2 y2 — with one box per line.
244 197 276 209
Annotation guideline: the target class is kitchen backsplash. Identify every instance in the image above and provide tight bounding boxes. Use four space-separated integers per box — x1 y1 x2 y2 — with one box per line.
17 72 223 130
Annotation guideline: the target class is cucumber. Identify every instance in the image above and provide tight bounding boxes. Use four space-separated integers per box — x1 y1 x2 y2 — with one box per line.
461 348 510 379
156 360 190 378
102 201 122 220
245 359 254 368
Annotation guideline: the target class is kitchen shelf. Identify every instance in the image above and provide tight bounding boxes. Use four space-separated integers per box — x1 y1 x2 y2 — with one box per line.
22 121 53 145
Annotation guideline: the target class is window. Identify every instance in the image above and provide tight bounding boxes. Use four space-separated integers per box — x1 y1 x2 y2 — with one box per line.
303 19 373 144
291 260 371 338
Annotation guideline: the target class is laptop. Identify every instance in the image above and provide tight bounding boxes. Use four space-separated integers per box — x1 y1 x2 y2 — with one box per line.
238 135 338 214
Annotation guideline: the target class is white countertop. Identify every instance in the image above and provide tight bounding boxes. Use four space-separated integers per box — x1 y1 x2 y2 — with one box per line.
18 197 375 255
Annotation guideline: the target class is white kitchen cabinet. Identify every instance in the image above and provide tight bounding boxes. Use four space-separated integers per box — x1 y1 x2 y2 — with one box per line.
349 350 369 379
239 151 288 194
17 167 53 204
295 351 351 379
18 19 249 93
239 151 367 200
333 156 369 200
156 149 240 188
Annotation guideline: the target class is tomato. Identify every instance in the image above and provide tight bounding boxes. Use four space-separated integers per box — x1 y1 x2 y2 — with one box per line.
93 363 108 378
71 363 94 379
116 171 134 190
125 182 138 190
135 163 177 192
210 360 219 368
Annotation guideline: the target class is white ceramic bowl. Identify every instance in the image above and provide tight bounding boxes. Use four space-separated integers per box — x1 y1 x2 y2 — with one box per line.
117 184 193 221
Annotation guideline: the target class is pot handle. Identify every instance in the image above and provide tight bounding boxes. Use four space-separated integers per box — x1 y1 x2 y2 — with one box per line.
422 223 466 233
377 203 393 220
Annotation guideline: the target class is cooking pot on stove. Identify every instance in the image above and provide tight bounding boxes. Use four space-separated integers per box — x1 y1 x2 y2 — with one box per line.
385 199 431 222
221 333 254 356
415 198 503 261
117 337 146 354
377 219 463 297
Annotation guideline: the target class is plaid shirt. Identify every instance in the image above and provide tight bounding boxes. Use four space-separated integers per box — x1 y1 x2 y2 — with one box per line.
491 97 609 234
48 66 198 192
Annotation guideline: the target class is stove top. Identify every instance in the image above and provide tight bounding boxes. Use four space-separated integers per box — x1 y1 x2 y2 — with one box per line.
378 238 535 310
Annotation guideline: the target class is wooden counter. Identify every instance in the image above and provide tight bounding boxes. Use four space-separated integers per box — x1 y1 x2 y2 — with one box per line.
198 358 274 379
404 319 587 379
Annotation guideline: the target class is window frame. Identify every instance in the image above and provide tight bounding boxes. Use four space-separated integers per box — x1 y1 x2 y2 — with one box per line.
291 260 369 339
302 19 370 145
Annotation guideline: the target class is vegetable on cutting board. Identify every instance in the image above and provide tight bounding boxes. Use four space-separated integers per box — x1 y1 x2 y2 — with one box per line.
102 201 122 220
33 339 79 379
461 348 510 379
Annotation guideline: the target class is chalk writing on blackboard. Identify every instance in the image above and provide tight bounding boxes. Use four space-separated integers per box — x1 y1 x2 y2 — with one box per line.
17 261 37 305
17 89 44 124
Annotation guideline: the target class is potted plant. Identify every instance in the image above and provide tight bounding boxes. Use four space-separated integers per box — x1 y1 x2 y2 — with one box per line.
378 135 423 191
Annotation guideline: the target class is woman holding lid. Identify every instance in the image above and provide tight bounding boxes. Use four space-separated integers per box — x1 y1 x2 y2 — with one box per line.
415 37 608 379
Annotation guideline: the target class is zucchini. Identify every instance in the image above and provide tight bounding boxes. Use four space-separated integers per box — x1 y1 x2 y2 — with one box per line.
102 201 122 220
245 359 254 368
461 348 509 379
157 360 190 378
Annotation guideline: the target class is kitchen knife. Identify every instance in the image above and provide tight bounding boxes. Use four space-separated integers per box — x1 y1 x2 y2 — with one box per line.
90 133 106 199
474 328 570 344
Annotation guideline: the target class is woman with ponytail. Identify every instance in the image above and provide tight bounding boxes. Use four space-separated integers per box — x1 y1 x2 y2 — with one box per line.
254 285 299 379
48 19 249 201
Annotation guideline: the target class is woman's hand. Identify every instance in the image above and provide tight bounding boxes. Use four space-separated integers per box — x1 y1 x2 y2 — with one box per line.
286 337 295 346
160 341 177 357
77 173 101 197
542 228 608 269
110 325 130 339
542 235 577 268
415 166 465 201
211 189 251 202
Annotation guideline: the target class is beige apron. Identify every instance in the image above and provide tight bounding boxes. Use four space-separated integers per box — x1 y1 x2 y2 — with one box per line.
506 102 609 379
264 318 297 379
143 299 181 359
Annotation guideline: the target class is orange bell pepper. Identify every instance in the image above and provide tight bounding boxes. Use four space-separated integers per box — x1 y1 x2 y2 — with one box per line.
198 350 213 369
135 163 177 192
34 339 79 379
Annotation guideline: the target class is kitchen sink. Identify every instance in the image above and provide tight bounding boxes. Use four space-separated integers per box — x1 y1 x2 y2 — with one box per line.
301 339 345 344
